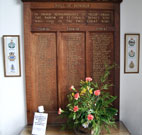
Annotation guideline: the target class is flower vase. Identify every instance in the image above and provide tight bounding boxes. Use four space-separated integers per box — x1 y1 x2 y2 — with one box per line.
74 127 95 135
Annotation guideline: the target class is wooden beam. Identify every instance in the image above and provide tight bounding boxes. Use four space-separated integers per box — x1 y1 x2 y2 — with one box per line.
21 0 123 3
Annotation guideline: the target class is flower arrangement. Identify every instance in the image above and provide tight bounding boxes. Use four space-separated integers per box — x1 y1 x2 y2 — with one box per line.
58 65 118 135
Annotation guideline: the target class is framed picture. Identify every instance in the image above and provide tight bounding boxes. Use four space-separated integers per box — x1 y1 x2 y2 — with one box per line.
3 35 21 77
124 33 140 73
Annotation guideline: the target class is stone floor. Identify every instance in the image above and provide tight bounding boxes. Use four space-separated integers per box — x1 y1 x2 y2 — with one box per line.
20 121 130 135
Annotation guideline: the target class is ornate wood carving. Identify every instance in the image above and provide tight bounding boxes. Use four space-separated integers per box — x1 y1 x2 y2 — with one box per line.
23 1 120 124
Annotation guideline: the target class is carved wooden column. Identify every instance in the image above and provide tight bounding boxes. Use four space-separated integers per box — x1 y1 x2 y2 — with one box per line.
22 0 122 124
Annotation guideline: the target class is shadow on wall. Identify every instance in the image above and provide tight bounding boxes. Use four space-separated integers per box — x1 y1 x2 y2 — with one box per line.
16 0 22 4
0 37 4 75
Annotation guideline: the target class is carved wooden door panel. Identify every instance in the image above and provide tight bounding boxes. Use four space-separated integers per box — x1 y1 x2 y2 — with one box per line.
23 1 121 124
88 32 114 95
34 33 58 123
58 33 86 108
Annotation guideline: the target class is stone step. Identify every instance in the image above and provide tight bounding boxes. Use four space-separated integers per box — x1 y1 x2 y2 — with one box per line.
20 121 130 135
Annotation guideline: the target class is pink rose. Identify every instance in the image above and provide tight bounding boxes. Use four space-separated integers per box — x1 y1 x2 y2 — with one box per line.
70 85 75 90
87 114 94 120
86 77 92 82
73 106 79 112
58 108 62 115
74 93 80 100
94 90 101 96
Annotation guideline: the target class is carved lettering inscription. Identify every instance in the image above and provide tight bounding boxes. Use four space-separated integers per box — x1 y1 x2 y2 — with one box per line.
35 34 57 111
66 36 83 77
87 11 113 24
90 33 113 82
32 10 113 26
54 3 91 8
63 33 85 86
59 33 85 108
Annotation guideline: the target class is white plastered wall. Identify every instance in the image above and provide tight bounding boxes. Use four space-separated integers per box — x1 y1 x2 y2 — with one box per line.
120 0 142 135
0 0 27 135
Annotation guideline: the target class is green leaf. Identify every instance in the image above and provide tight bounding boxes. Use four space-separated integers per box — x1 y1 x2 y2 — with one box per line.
93 82 99 89
58 64 118 132
104 124 110 133
101 84 109 90
73 113 76 120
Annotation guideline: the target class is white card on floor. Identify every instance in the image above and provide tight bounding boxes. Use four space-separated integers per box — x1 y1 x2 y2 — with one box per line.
32 112 48 135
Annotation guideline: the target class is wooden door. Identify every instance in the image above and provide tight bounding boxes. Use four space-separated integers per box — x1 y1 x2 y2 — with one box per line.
23 1 121 124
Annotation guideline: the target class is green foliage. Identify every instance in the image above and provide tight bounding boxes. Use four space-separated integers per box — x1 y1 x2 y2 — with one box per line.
58 64 118 135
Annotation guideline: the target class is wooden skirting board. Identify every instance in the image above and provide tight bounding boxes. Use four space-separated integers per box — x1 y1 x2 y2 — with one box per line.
20 121 130 135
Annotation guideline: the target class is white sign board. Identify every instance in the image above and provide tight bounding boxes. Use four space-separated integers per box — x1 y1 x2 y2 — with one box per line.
32 112 48 135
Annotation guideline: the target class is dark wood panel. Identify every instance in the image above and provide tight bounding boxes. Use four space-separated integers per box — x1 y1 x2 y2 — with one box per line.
89 32 114 96
58 32 85 108
31 25 115 32
90 32 114 82
22 0 123 3
113 3 120 120
24 3 37 124
87 32 119 120
32 10 114 26
30 2 115 10
35 33 57 110
34 33 58 123
23 1 120 124
31 8 115 32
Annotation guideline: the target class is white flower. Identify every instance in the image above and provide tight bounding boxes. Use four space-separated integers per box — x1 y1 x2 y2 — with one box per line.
70 85 75 90
82 121 89 128
88 109 93 113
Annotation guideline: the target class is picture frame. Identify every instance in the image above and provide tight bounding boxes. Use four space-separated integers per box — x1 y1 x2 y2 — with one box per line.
3 35 21 77
124 33 140 73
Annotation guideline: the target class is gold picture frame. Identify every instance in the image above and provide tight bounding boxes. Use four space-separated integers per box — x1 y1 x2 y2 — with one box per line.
124 33 140 73
3 35 21 77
